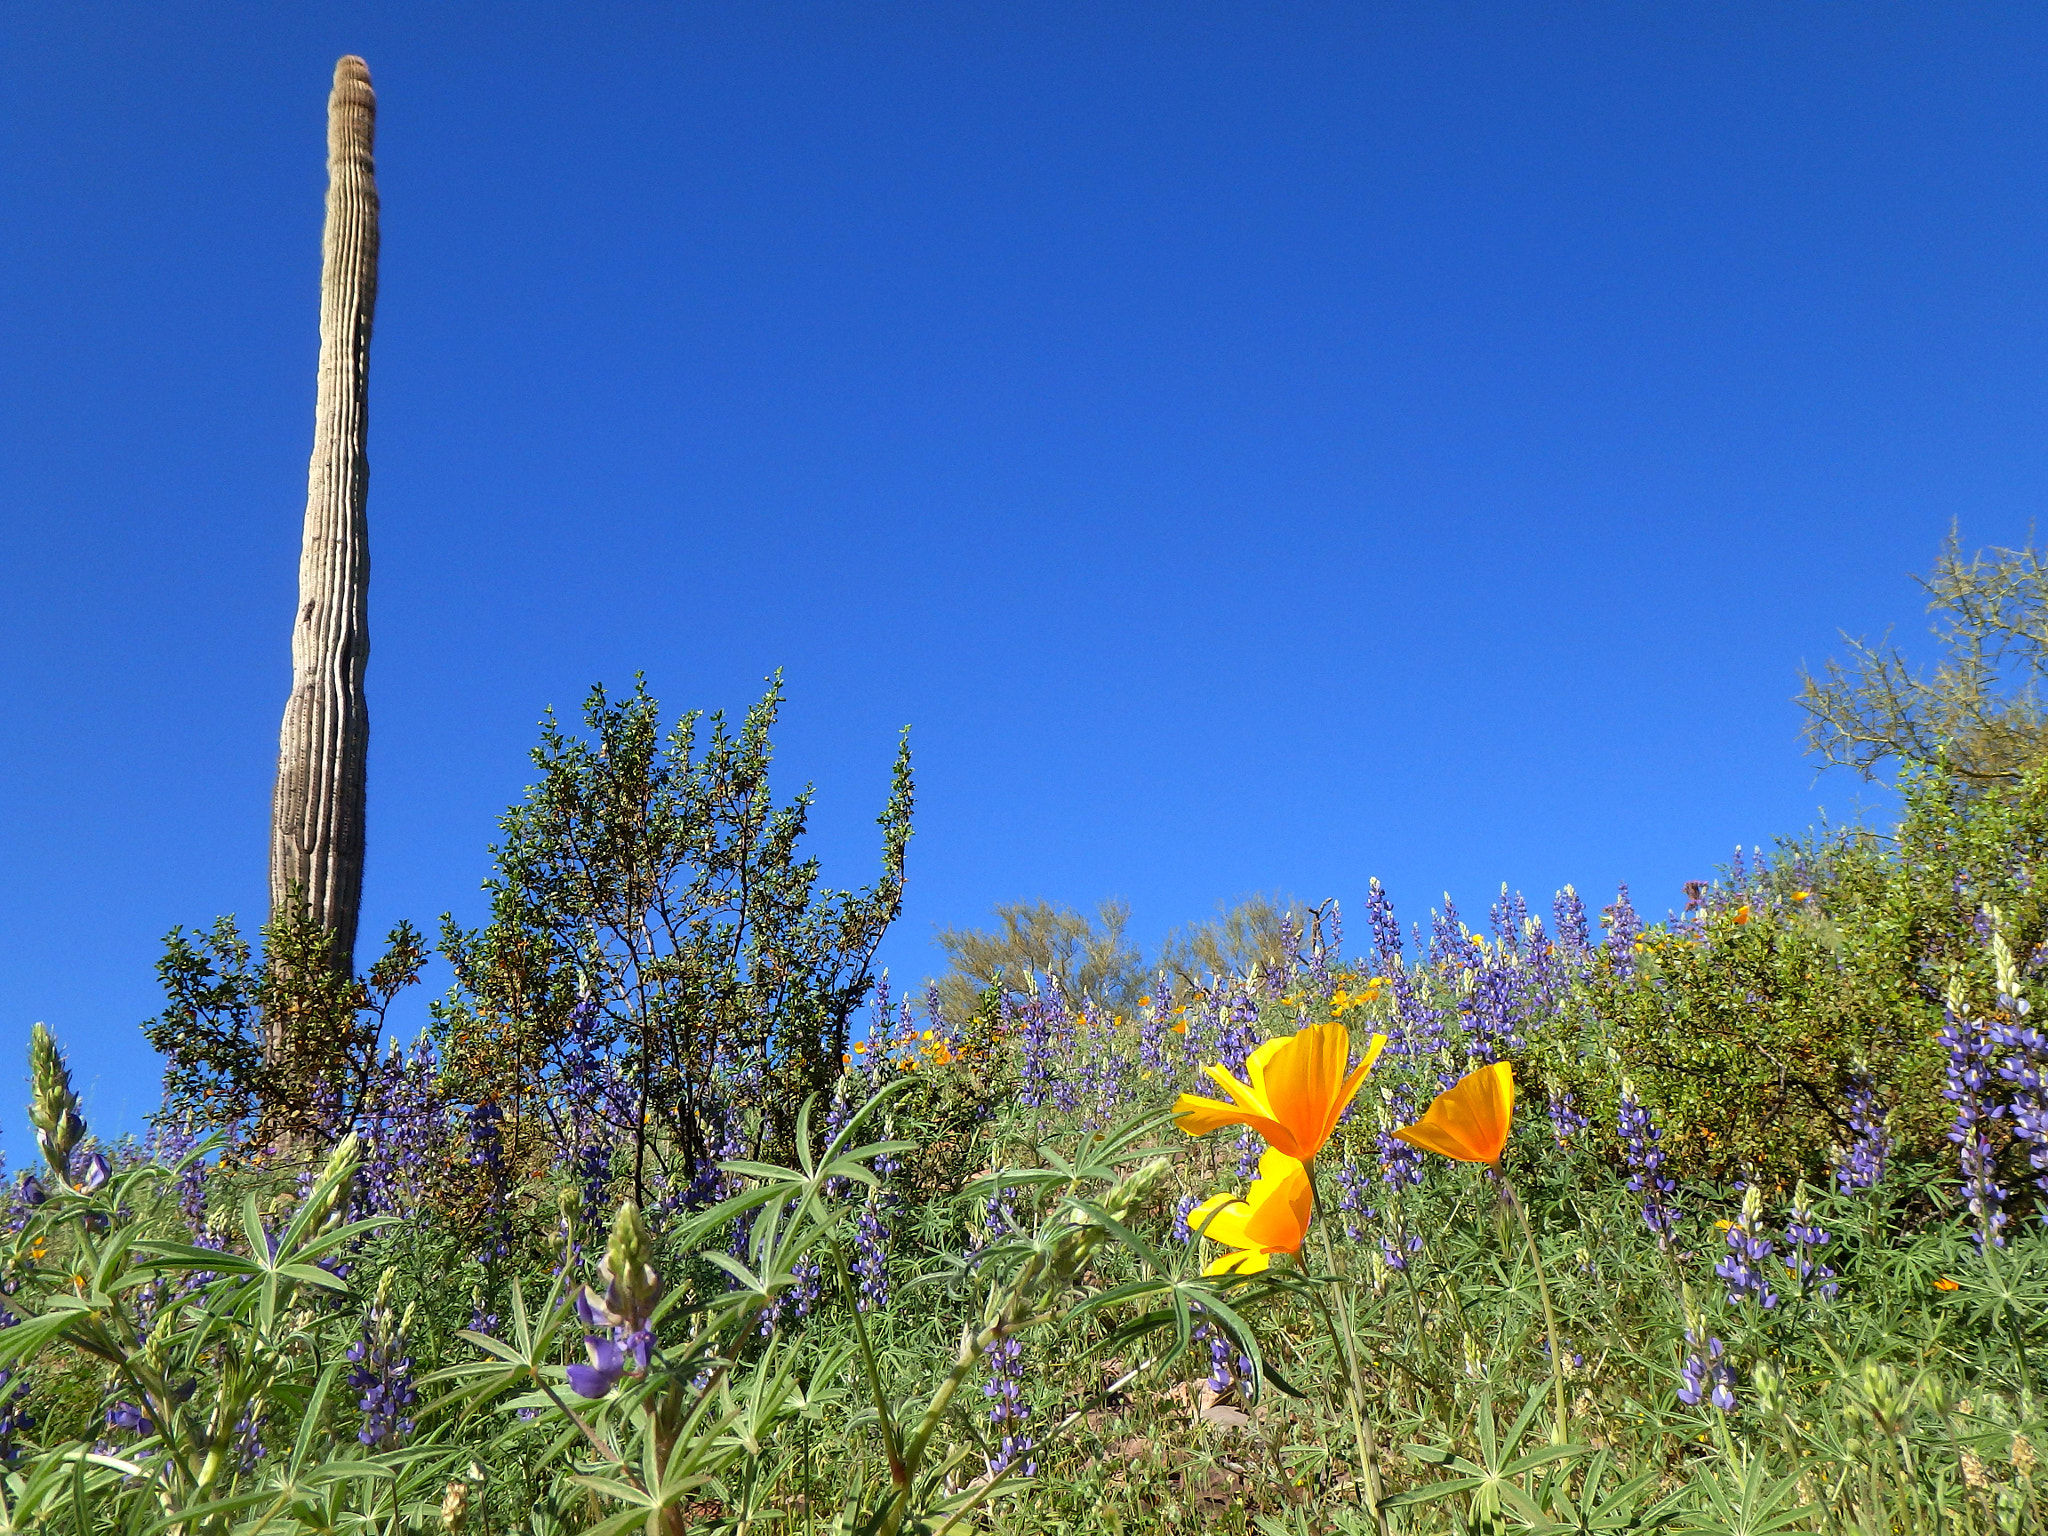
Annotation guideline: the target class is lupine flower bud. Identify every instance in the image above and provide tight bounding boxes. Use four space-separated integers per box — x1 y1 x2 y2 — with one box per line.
1052 1158 1172 1281
27 1024 86 1180
1858 1360 1912 1438
303 1133 360 1233
440 1479 471 1533
598 1200 661 1331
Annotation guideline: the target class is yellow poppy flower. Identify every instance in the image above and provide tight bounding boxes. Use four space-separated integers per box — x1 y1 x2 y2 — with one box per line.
1170 1020 1187 1035
1394 1060 1515 1168
1732 904 1752 925
1187 1148 1314 1275
1173 1022 1387 1163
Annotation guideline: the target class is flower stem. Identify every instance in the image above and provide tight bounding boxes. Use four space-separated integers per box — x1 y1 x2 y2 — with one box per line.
1501 1174 1569 1444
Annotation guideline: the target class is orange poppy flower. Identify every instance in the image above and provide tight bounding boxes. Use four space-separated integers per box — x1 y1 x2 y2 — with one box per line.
1934 1276 1960 1291
1187 1148 1315 1275
1173 1022 1388 1164
1394 1060 1515 1168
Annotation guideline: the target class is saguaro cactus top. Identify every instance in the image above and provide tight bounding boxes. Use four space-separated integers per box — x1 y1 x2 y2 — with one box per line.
272 55 378 977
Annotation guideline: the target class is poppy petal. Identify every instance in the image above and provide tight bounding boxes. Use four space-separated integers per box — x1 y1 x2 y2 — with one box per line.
1394 1061 1515 1165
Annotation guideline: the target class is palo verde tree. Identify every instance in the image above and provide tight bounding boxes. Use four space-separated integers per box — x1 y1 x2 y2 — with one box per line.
433 675 913 1200
271 55 379 989
1799 524 2048 786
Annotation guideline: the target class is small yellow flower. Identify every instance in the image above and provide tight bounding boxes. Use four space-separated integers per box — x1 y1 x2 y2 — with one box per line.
1793 890 1812 902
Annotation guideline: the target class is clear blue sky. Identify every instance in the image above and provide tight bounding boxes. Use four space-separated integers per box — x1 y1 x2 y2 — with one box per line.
5 4 2045 1133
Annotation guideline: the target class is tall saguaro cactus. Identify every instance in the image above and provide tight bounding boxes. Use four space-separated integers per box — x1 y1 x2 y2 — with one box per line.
271 56 378 993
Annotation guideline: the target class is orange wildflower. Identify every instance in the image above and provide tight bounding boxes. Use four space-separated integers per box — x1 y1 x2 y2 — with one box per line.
1173 1022 1387 1164
1394 1061 1515 1169
1187 1148 1315 1275
1934 1276 1960 1291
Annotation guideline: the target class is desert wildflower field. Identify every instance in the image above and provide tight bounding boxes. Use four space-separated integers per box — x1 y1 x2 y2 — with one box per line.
3 664 2047 1536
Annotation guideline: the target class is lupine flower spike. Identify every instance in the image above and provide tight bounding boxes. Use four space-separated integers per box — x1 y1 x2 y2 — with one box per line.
1393 1061 1515 1168
1187 1148 1314 1275
27 1023 86 1185
1173 1022 1388 1164
568 1200 664 1398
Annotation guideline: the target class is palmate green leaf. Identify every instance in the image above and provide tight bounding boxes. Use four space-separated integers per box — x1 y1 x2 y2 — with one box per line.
1667 1452 1814 1536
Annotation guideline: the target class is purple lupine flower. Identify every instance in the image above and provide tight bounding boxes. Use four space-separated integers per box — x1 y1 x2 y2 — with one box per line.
1193 1316 1251 1395
361 1036 449 1219
762 1253 823 1335
0 1305 32 1463
1429 901 1480 971
1200 1323 1234 1394
983 1335 1035 1478
570 1201 664 1395
1379 1231 1422 1272
347 1271 418 1449
1215 988 1262 1079
1335 1158 1375 1243
1940 1003 2009 1249
1993 992 2048 1218
568 1334 629 1399
1460 958 1526 1065
74 1151 110 1193
1137 982 1174 1080
466 1098 512 1265
853 1197 891 1313
1833 1076 1890 1194
1171 1192 1199 1247
1714 1189 1779 1309
1677 1331 1734 1411
1388 968 1450 1077
1376 1089 1425 1192
1233 1131 1263 1186
1365 879 1404 974
105 1401 154 1437
1547 1089 1589 1148
1489 886 1531 959
1015 990 1060 1110
1618 1084 1680 1249
1552 886 1591 959
1785 1199 1838 1301
234 1408 267 1475
1602 885 1642 980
